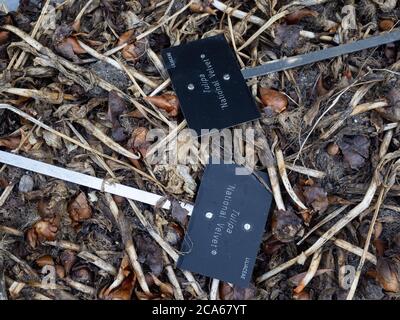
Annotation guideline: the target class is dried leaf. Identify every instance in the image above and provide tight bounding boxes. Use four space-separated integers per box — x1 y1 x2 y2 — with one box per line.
122 41 146 62
263 238 285 255
151 274 174 299
259 88 288 113
129 127 150 157
35 255 55 267
117 29 135 46
293 290 311 300
107 91 127 126
0 136 21 149
55 265 66 279
99 274 136 300
68 192 92 223
164 222 183 246
71 265 93 284
302 186 329 213
135 234 163 276
219 282 256 300
377 87 400 122
288 269 332 285
373 0 397 12
26 216 60 248
63 37 86 54
376 257 400 292
60 250 77 275
285 9 318 25
190 2 216 14
146 94 180 116
316 77 329 96
271 209 303 243
108 90 128 142
0 31 10 45
379 19 394 31
274 24 302 52
171 200 189 225
42 131 63 149
338 135 370 170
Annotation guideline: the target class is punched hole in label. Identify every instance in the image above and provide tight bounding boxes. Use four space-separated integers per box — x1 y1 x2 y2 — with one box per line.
223 74 230 80
187 83 195 90
243 223 252 231
205 212 214 219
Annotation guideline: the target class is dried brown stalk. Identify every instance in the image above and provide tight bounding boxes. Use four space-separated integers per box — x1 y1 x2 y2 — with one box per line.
293 248 322 293
276 147 308 210
104 193 150 294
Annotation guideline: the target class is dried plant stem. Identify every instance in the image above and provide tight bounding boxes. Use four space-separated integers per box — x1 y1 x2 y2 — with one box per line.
68 123 195 296
320 100 388 140
0 249 38 281
276 147 307 210
0 225 24 237
0 184 14 207
351 101 388 116
285 163 326 179
77 251 117 276
295 85 354 165
379 129 393 159
150 79 171 96
182 270 206 299
73 0 94 26
155 216 183 300
136 1 193 41
0 104 163 186
77 40 159 89
303 178 378 259
257 225 378 283
74 118 139 160
331 235 377 265
238 10 289 51
2 25 162 123
2 88 75 103
146 120 187 159
163 252 184 300
45 240 81 251
255 125 285 211
104 193 150 294
0 256 7 300
258 182 382 284
210 279 220 300
7 0 51 70
346 186 385 300
281 0 332 10
297 206 349 245
63 277 96 296
211 0 265 26
126 199 179 262
293 248 322 293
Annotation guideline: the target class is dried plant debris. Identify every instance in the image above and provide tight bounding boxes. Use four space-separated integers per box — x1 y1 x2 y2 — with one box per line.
1 0 400 301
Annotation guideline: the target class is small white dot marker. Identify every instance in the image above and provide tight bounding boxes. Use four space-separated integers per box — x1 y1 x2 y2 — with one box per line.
223 74 230 80
205 212 213 219
188 83 195 90
244 223 251 231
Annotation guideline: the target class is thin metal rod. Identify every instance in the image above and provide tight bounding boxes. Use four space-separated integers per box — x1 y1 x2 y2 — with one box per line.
0 151 194 214
241 30 400 79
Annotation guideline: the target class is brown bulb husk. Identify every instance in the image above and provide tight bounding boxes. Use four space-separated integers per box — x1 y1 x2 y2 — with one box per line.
376 257 400 292
259 88 288 113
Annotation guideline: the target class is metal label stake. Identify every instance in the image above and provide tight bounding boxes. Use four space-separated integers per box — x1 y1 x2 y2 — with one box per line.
0 150 194 214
